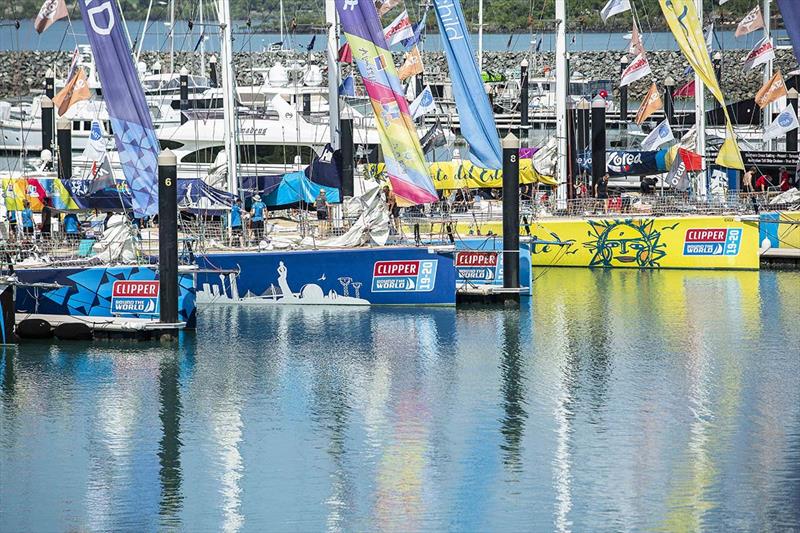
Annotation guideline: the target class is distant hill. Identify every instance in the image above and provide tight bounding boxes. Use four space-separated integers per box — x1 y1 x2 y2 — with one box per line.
3 0 781 33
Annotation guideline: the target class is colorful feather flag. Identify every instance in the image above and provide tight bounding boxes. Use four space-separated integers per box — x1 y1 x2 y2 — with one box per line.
634 82 662 125
34 0 67 34
755 70 788 109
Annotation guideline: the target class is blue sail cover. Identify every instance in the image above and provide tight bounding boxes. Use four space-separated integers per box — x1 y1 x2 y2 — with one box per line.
264 171 340 208
78 0 160 218
433 0 502 169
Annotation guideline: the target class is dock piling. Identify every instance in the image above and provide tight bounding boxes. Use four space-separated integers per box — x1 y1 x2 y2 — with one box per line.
788 89 798 152
158 150 179 326
179 67 189 125
502 133 520 292
619 56 628 123
590 96 606 191
209 55 218 88
56 118 72 180
41 96 53 163
44 68 54 98
520 59 529 146
663 76 675 124
340 108 354 198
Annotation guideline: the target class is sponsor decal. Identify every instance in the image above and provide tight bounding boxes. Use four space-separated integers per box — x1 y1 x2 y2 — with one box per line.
111 280 160 314
455 251 499 281
372 260 437 292
607 151 643 173
683 228 742 256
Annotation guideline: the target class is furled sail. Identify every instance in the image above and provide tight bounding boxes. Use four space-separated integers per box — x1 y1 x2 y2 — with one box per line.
336 0 438 206
78 0 160 217
432 0 502 170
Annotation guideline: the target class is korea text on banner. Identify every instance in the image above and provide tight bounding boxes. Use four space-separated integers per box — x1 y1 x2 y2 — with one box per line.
78 0 160 217
433 0 502 169
659 0 744 170
336 0 438 205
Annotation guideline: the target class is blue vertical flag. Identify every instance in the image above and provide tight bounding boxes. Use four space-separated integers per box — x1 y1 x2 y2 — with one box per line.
776 0 800 66
338 75 355 96
78 0 159 217
433 0 502 169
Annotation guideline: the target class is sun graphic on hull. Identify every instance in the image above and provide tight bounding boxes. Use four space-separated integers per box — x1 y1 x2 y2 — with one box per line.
583 219 667 268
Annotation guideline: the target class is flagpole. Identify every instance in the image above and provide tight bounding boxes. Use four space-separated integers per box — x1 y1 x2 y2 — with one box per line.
763 0 772 149
478 0 484 72
326 0 340 150
695 0 706 200
199 0 206 77
555 0 568 210
218 0 239 198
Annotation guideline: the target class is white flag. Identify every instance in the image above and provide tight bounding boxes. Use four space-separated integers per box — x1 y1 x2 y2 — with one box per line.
641 119 674 151
620 53 651 87
743 36 775 71
763 104 799 142
82 120 107 162
601 0 630 22
383 10 414 47
409 85 436 119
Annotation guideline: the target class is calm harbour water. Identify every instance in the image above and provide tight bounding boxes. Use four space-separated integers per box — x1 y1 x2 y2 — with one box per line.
2 268 799 531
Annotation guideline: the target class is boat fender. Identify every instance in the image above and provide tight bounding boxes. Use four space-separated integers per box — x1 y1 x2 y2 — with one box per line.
54 322 94 341
16 318 54 339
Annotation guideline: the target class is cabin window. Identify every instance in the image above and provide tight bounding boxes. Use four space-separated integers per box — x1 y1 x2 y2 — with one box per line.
72 121 79 131
183 146 225 164
160 139 185 150
84 121 91 130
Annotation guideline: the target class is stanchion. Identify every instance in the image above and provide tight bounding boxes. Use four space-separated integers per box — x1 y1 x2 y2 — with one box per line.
158 150 179 327
502 133 519 291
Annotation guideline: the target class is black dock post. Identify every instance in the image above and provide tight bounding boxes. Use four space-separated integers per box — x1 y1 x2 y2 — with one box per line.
179 67 189 124
209 55 218 88
502 133 520 291
45 68 55 98
303 93 311 117
56 118 72 180
619 56 628 123
0 285 15 345
41 96 54 159
663 76 675 124
577 98 590 177
158 150 179 327
591 96 606 191
520 58 529 146
340 110 354 198
788 89 798 152
713 52 722 85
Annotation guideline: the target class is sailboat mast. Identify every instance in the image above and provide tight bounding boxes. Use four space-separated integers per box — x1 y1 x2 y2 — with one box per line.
694 0 706 198
762 0 772 148
218 0 239 196
200 0 206 77
555 0 568 209
326 0 340 149
170 0 175 73
478 0 484 72
280 0 285 45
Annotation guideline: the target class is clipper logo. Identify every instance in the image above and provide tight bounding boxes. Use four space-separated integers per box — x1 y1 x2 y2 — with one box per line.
372 260 437 292
455 251 499 281
111 280 160 314
683 228 742 256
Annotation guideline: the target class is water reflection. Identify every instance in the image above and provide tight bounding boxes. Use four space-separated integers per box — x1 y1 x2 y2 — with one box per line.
0 270 798 531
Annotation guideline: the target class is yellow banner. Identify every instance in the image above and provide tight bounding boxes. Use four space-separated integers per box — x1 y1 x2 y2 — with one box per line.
659 0 744 170
369 160 557 190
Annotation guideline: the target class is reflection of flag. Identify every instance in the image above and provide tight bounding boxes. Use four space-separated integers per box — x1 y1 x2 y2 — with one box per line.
398 46 423 80
641 119 674 150
409 85 435 119
620 53 651 87
735 5 764 37
338 75 355 96
635 82 662 125
743 36 775 71
673 79 695 97
755 70 788 109
659 0 743 169
383 10 414 46
601 0 630 22
52 68 91 115
338 42 352 63
763 104 799 141
34 0 67 34
82 120 106 161
88 156 116 194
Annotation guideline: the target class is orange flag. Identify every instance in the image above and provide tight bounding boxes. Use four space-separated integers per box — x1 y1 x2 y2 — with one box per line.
52 68 91 116
634 82 663 125
755 70 788 109
34 0 68 34
398 46 423 81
